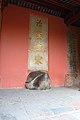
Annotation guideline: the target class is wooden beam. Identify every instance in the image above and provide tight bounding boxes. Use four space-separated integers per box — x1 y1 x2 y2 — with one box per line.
32 0 71 9
73 0 80 4
0 0 2 12
65 11 80 25
44 0 71 9
24 0 65 12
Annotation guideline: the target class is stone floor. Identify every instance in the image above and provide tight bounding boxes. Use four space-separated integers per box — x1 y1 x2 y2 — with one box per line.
0 87 80 120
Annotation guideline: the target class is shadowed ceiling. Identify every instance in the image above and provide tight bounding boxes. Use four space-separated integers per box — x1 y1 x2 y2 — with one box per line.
1 0 80 27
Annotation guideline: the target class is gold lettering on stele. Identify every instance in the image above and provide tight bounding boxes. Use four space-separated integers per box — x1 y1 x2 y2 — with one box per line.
35 54 43 65
36 31 43 40
35 42 42 50
36 19 42 27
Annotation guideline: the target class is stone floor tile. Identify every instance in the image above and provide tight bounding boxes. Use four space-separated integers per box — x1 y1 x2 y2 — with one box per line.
0 87 80 120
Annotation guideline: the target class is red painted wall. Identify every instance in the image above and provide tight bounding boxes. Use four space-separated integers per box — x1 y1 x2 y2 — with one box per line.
76 28 80 71
1 5 29 88
1 4 68 88
78 35 80 71
0 12 1 87
0 29 1 87
0 16 1 87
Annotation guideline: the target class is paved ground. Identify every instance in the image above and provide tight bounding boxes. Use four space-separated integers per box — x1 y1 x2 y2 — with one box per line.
0 87 80 120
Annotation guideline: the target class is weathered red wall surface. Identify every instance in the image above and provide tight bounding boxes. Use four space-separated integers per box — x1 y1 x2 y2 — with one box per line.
1 5 29 88
0 10 1 87
0 29 1 87
1 4 69 88
76 28 80 71
0 17 1 87
67 26 80 72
